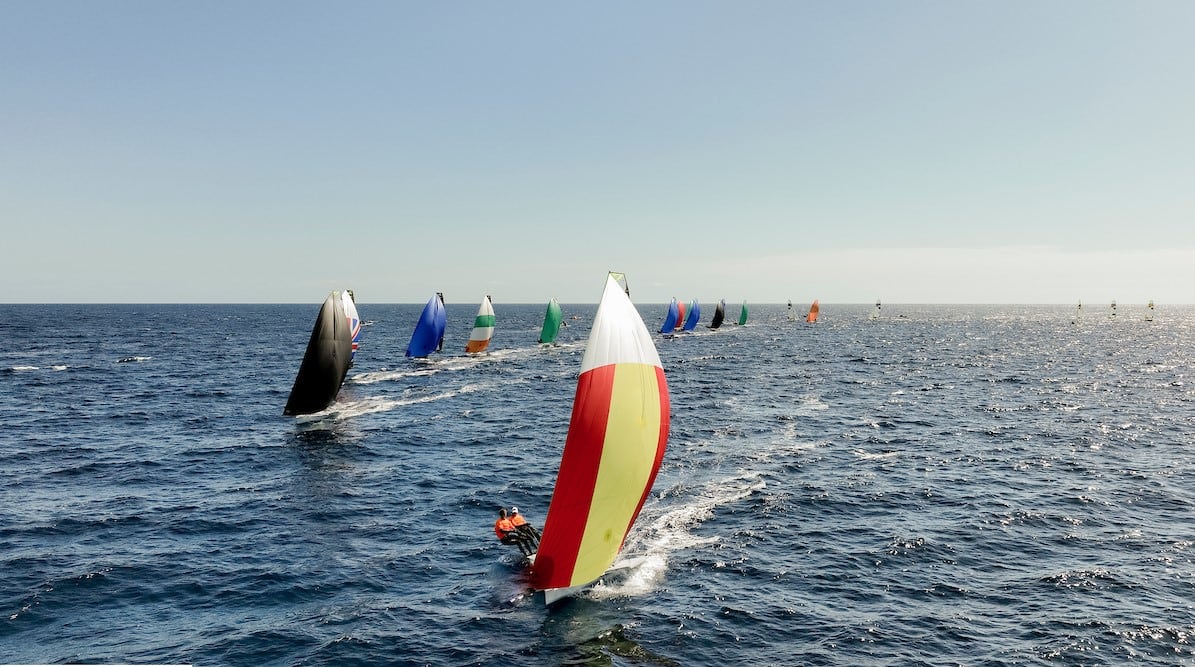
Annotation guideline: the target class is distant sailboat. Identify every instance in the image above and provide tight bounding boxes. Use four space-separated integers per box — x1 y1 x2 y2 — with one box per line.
805 299 820 323
787 301 795 322
682 299 701 332
538 298 563 344
342 290 362 365
708 299 725 329
465 295 495 353
1072 300 1083 324
284 290 353 416
870 299 881 321
1146 300 1155 322
529 272 670 605
737 301 748 326
406 292 447 358
1110 300 1117 319
659 298 680 335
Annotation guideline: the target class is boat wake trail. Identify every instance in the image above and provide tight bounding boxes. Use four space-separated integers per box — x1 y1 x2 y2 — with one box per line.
349 368 438 385
294 384 488 423
590 473 766 600
349 345 562 385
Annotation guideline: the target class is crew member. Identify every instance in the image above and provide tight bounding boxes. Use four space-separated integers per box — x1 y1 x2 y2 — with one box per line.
494 508 533 556
509 506 540 549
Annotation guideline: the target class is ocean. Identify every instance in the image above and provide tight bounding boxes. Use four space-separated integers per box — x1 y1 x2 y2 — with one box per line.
2 301 1192 666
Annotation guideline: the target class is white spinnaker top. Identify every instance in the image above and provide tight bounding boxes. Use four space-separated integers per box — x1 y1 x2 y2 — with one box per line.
580 275 661 373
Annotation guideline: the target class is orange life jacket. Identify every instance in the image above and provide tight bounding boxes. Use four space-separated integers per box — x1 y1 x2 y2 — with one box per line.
510 513 528 528
494 517 516 539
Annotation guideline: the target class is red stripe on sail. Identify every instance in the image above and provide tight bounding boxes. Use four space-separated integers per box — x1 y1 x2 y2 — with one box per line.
530 365 615 590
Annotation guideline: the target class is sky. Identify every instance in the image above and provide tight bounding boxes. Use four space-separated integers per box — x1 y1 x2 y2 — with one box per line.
2 1 1193 304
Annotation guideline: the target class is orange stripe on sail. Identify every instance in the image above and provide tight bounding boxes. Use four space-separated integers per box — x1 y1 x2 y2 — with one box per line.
465 338 490 353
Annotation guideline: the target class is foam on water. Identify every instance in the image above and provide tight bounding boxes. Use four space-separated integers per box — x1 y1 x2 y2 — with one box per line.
591 474 767 601
294 383 490 423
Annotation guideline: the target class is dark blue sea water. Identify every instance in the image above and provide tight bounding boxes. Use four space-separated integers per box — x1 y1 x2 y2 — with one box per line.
2 302 1193 666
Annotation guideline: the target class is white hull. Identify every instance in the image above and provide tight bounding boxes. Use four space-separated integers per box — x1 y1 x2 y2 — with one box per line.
543 584 587 606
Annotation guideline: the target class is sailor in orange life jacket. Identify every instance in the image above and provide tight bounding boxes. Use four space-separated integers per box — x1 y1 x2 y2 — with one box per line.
508 506 540 550
494 508 534 556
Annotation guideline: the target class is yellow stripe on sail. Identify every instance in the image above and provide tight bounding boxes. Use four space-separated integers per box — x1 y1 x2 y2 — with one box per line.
570 362 663 586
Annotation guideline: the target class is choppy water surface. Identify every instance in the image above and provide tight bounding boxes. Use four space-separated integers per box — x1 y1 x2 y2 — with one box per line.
2 302 1193 666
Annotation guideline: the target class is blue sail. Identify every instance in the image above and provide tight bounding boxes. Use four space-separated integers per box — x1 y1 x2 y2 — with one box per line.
682 299 701 331
406 293 447 358
659 298 679 334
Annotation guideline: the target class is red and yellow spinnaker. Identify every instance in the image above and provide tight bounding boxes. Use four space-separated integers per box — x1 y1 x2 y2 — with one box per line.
530 274 670 603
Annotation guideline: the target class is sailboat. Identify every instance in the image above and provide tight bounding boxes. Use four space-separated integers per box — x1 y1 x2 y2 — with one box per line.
708 299 725 329
869 299 881 321
659 298 680 334
681 299 701 332
465 295 495 353
538 298 563 344
1110 300 1117 319
284 290 353 416
675 300 686 331
529 272 670 605
1072 300 1083 324
342 290 362 365
406 292 447 358
787 301 795 322
737 301 748 326
805 300 820 323
1146 300 1155 322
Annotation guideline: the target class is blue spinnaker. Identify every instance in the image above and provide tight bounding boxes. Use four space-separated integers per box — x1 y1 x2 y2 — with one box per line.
406 293 447 358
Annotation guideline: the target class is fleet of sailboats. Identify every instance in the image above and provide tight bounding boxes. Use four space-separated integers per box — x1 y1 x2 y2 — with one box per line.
282 287 1167 605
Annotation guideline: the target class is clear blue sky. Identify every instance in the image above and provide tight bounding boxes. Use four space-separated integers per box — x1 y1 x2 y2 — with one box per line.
3 1 1192 304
